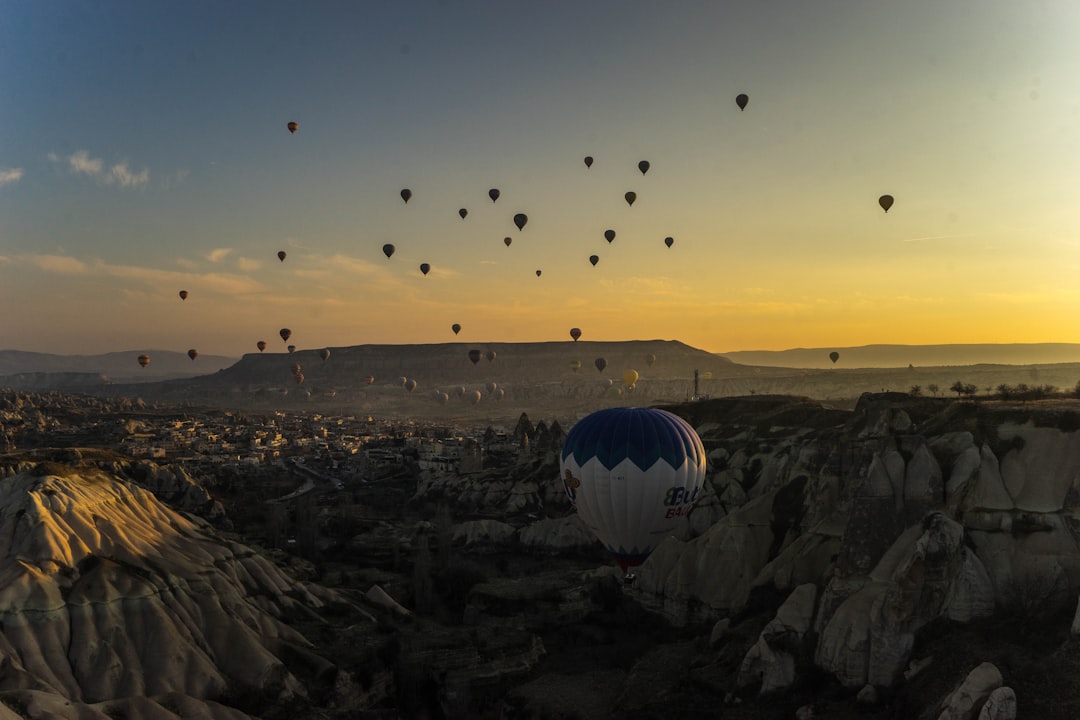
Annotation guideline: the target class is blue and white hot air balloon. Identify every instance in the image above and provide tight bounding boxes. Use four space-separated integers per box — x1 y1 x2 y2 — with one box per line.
559 407 706 574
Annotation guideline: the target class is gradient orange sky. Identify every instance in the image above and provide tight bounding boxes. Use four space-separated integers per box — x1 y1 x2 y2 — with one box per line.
2 1 1079 357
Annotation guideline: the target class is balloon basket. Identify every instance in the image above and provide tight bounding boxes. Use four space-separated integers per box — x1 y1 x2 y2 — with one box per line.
622 572 637 587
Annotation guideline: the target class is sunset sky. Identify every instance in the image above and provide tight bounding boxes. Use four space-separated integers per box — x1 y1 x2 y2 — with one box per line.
2 1 1079 358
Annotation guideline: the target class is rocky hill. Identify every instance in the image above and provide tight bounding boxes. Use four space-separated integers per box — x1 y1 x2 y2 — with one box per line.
0 350 236 385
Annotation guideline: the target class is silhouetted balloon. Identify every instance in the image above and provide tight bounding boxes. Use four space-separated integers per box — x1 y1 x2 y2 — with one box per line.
570 328 582 341
488 188 500 203
451 323 461 335
878 195 894 213
468 390 481 404
137 354 150 368
514 213 528 231
584 156 593 168
595 357 606 372
291 363 302 376
638 160 650 175
398 376 408 387
829 351 840 364
319 348 331 362
664 236 674 248
468 349 482 365
187 349 198 361
287 121 298 133
405 379 417 392
536 269 542 277
419 263 430 276
570 359 582 373
736 93 749 111
645 353 656 367
363 375 375 385
504 237 512 247
624 192 636 207
294 373 304 385
277 251 286 262
288 345 296 354
280 328 292 342
400 188 412 203
178 290 188 300
486 382 498 394
485 350 496 362
458 208 468 219
589 255 599 266
604 229 615 243
494 387 505 400
257 341 267 352
382 243 395 259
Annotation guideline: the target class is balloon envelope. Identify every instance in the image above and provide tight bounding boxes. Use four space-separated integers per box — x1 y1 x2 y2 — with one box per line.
187 349 198 361
319 348 331 362
178 290 188 300
570 328 582 341
485 350 496 362
420 263 431 275
288 345 296 354
287 121 298 133
829 351 840 364
488 188 500 203
570 359 582 372
277 251 286 262
400 188 412 203
513 213 528 231
638 160 650 175
604 229 615 243
624 192 636 207
559 408 707 571
736 93 749 110
878 194 894 213
382 243 395 259
280 328 292 342
584 156 593 168
458 208 468 219
468 349 482 365
595 357 606 372
452 323 461 335
589 255 599 266
137 354 150 368
664 236 674 248
257 341 267 352
623 369 639 387
504 237 512 247
645 354 656 367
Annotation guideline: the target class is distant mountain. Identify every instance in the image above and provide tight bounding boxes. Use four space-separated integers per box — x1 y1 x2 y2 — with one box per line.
718 343 1080 369
0 349 237 383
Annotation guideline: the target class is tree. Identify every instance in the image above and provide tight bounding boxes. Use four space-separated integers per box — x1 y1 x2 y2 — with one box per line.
927 383 939 397
909 385 922 397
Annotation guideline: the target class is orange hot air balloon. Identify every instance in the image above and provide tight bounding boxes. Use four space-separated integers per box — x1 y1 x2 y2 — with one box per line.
137 354 150 368
280 328 292 342
178 290 188 300
278 251 286 262
187 349 198 361
287 121 298 133
257 340 267 352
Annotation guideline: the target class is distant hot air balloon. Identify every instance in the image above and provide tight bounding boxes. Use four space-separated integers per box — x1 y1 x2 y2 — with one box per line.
485 350 496 362
468 390 481 404
645 353 656 367
291 362 302 376
736 93 749 111
137 354 150 368
405 379 417 392
486 382 498 394
560 408 706 574
513 213 528 231
702 371 712 380
570 359 582 373
363 375 375 385
398 376 408 387
257 341 267 352
623 369 639 387
287 121 298 134
187 349 198 361
319 348 331 363
536 269 542 277
570 328 582 341
607 386 623 398
436 391 449 404
277 251 286 262
288 345 296 354
458 208 468 220
400 188 412 204
488 188 500 203
504 237 512 247
624 192 636 207
604 229 616 243
664 236 674 248
454 385 466 398
294 373 304 385
878 194 894 213
280 328 292 342
419 263 431 276
178 290 188 301
452 323 461 335
382 243 395 259
589 255 599 266
829 351 840 364
595 357 607 373
494 387 505 400
584 156 594 168
468 349 482 365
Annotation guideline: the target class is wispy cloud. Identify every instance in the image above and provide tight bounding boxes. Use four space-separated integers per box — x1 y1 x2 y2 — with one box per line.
206 248 233 263
27 255 89 275
236 257 262 271
0 168 23 187
11 254 267 295
53 150 150 189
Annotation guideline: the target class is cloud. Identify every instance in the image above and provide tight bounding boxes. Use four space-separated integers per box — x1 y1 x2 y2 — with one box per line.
10 254 266 295
109 162 149 189
0 168 23 187
27 255 89 275
68 151 103 176
54 150 150 189
206 248 233 263
236 257 262 272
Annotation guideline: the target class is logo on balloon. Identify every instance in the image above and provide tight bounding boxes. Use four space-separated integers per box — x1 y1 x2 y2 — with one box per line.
562 469 581 502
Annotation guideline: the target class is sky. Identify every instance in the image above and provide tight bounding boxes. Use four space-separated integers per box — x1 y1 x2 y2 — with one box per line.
2 0 1080 358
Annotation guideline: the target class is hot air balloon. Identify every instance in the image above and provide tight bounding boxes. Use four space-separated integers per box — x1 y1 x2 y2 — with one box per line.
486 382 498 394
405 379 417 392
454 385 466 398
257 341 267 352
137 354 150 368
595 357 607 373
624 192 636 207
280 328 292 342
607 386 623 398
736 93 749 111
420 263 430 276
277 251 286 262
513 213 528 231
623 369 639 387
291 362 302 376
294 373 304 385
382 243 395 259
504 237 512 247
664 237 674 248
178 290 188 300
488 188 500 203
401 188 412 203
288 345 296 353
468 349 482 365
559 407 706 574
638 160 650 175
435 391 449 404
536 269 542 277
878 194 894 213
485 350 496 362
468 390 482 404
570 359 582 373
458 208 468 220
604 229 616 243
829 351 840 364
570 328 582 341
363 375 375 385
187 349 198 361
645 353 656 367
398 376 408 387
494 388 505 400
589 255 599 266
452 323 461 335
287 121 298 134
584 156 594 168
319 348 331 363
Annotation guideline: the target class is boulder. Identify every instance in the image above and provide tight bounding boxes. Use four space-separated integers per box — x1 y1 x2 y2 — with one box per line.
936 662 1002 720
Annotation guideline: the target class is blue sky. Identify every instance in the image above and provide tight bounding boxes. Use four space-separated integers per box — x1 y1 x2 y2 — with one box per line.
3 1 1080 357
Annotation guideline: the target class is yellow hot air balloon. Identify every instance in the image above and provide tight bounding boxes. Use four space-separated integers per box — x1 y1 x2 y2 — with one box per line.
623 369 639 387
